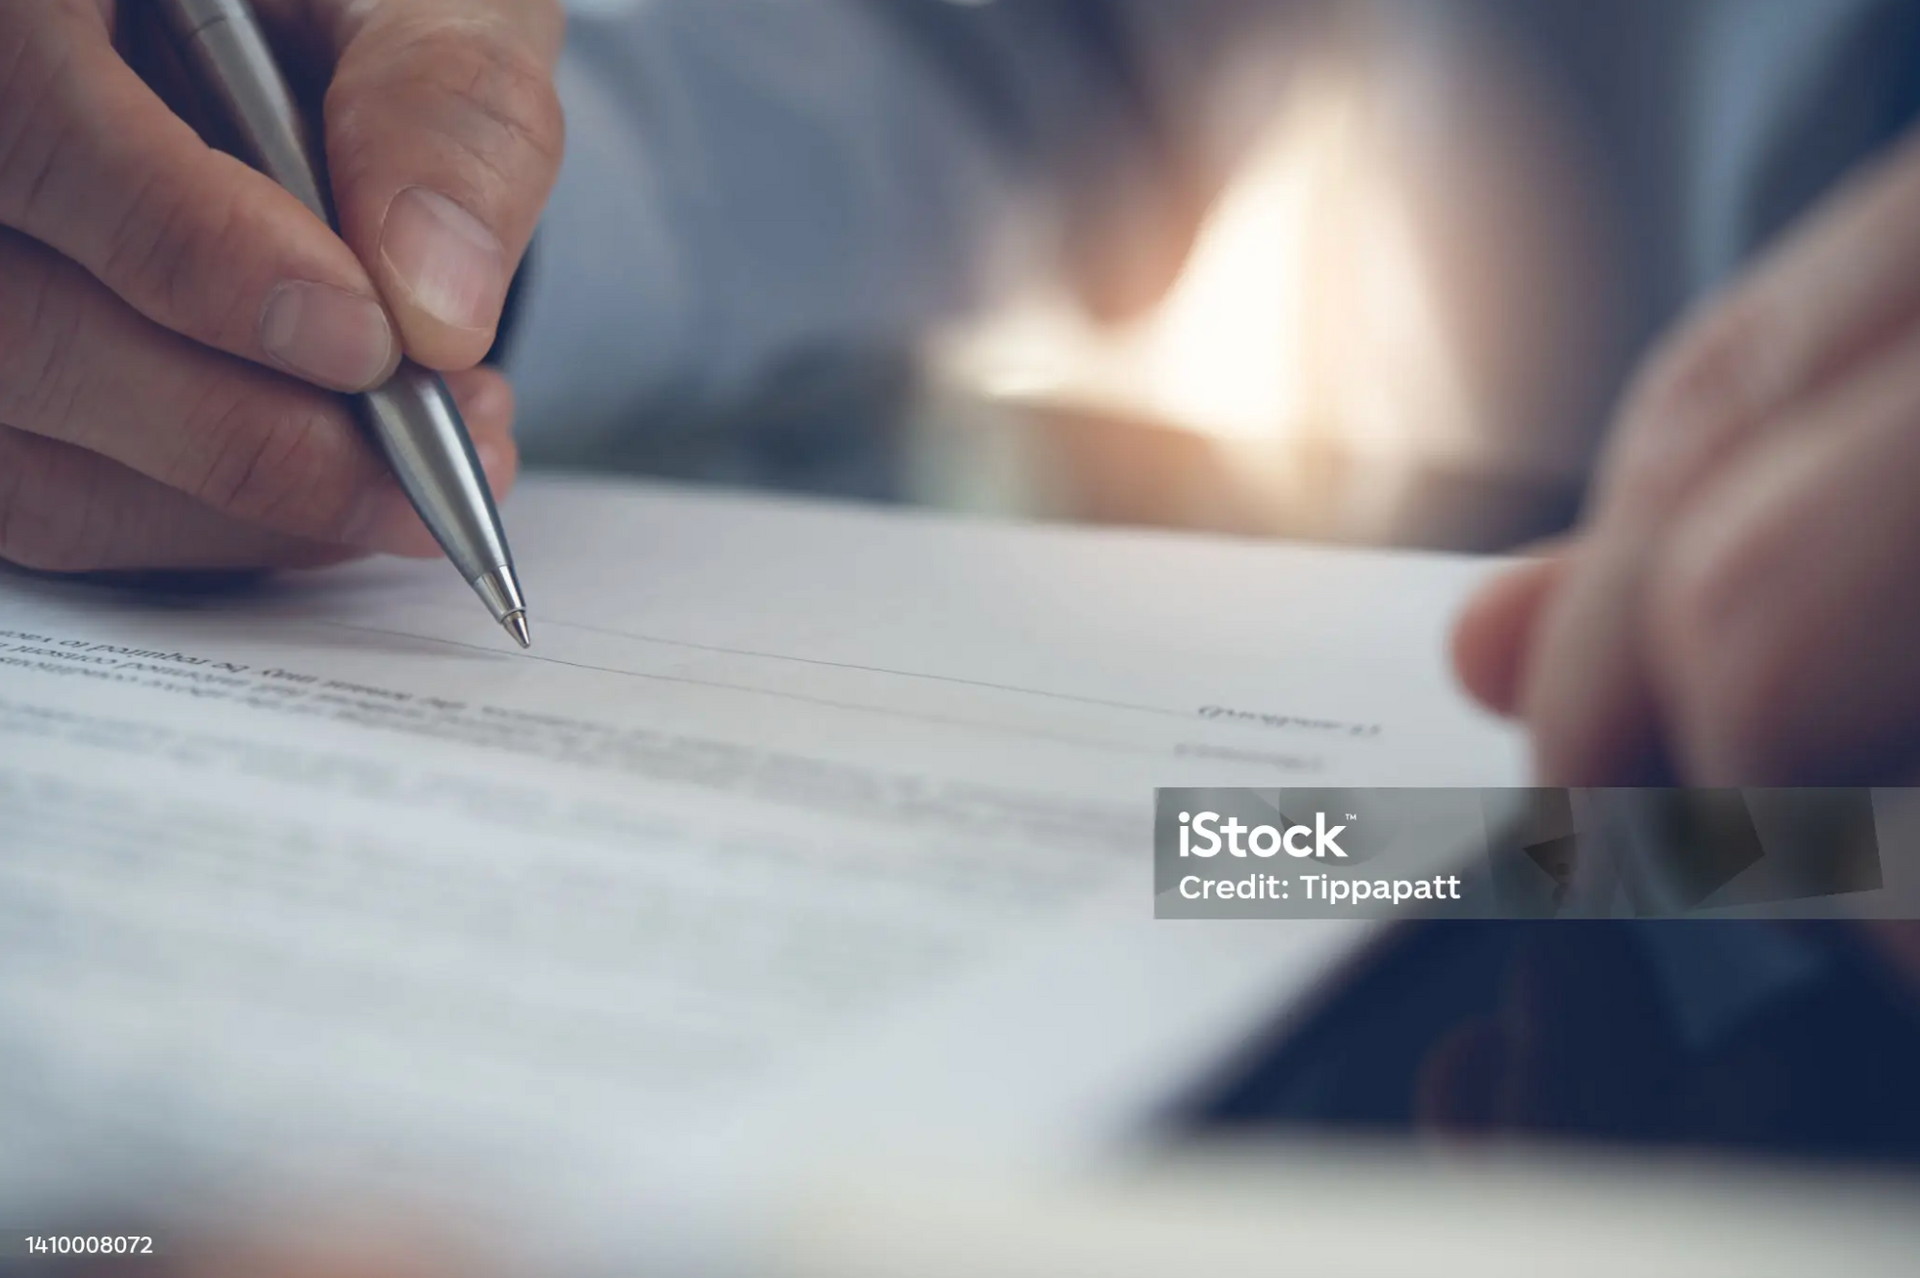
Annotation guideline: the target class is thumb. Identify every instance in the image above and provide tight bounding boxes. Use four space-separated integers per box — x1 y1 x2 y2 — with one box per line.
314 0 565 369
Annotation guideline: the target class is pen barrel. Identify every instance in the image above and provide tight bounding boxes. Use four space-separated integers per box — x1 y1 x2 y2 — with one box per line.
158 0 333 223
159 0 524 620
358 364 518 593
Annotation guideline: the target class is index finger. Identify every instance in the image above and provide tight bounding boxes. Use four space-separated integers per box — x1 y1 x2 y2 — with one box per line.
308 0 565 369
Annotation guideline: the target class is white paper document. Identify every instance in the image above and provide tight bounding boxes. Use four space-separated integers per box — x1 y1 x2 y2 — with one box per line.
0 476 1522 1269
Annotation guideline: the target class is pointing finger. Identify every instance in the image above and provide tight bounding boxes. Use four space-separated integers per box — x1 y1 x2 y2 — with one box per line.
312 0 565 369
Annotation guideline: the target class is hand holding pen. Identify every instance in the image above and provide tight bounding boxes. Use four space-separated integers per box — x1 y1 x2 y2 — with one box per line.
0 0 561 634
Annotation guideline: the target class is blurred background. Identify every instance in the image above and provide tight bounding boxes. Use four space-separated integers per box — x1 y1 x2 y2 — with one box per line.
519 0 1695 552
911 2 1609 549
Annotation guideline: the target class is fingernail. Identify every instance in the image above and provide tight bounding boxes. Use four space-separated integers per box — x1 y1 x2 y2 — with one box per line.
380 187 505 331
259 283 396 390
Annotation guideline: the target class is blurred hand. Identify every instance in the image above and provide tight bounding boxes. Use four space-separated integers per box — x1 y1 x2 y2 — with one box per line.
1454 127 1920 783
0 0 563 572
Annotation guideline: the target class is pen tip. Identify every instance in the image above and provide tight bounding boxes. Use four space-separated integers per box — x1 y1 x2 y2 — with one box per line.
504 612 531 649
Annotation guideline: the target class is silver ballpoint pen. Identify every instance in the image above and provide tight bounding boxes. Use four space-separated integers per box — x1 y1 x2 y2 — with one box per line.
159 0 531 649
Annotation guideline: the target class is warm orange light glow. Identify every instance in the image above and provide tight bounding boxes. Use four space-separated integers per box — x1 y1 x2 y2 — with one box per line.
934 69 1472 465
